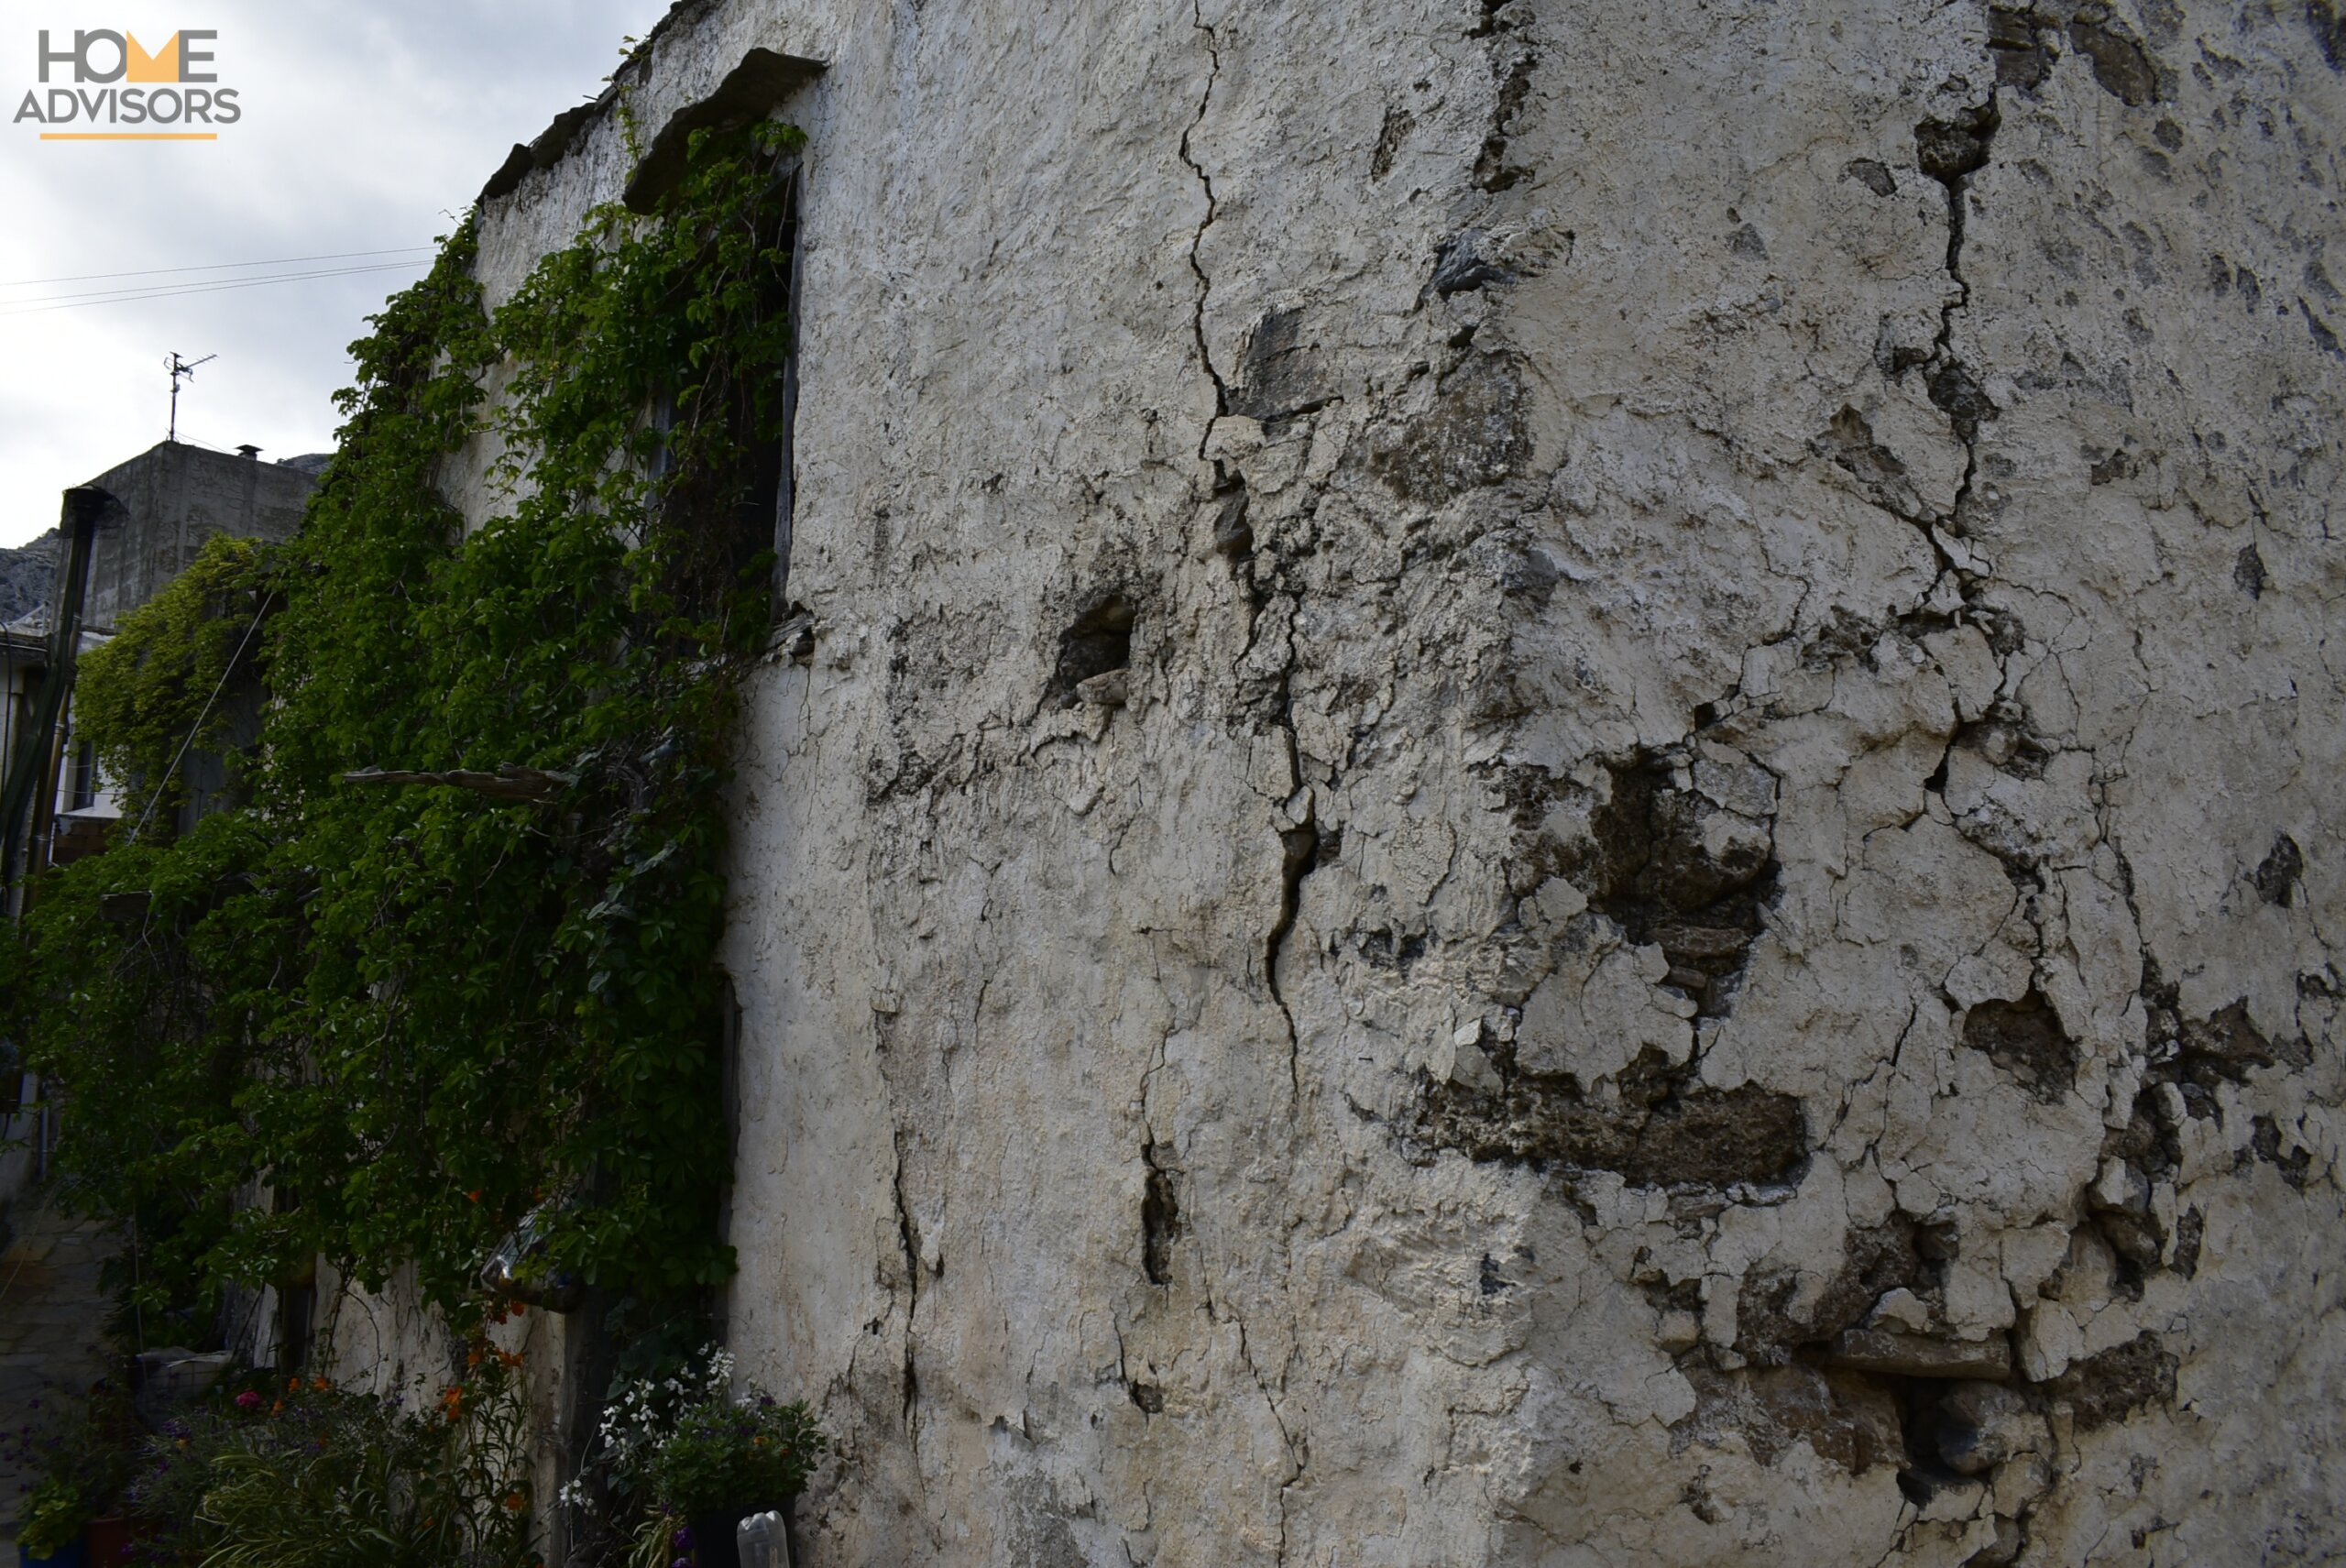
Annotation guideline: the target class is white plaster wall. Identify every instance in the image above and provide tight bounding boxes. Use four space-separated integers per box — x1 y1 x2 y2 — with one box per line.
455 2 2345 1563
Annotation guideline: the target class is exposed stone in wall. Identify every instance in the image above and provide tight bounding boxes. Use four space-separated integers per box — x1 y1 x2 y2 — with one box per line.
442 0 2343 1562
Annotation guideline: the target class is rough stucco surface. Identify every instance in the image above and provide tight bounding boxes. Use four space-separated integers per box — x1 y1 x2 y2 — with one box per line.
453 0 2344 1562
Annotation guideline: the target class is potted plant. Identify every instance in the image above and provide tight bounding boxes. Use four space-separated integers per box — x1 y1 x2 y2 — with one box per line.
648 1392 822 1568
5 1381 140 1568
584 1349 823 1568
16 1478 90 1567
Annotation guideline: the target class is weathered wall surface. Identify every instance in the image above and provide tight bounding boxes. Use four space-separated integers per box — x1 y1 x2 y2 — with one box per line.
467 1 2343 1562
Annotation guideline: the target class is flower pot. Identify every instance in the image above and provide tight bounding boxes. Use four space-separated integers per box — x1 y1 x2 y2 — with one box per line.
17 1538 88 1568
82 1520 137 1564
687 1512 749 1568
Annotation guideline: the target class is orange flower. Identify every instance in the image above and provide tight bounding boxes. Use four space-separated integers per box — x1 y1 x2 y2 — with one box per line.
466 1190 482 1203
312 1376 331 1390
498 1349 525 1369
287 1377 301 1392
269 1400 283 1415
502 1491 527 1512
467 1347 485 1368
440 1386 465 1416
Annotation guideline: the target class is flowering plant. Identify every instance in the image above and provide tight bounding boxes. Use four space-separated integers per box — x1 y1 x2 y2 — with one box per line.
192 1362 533 1568
563 1347 822 1562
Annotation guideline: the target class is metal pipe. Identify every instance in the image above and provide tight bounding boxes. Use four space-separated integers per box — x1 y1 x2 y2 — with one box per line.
0 486 112 905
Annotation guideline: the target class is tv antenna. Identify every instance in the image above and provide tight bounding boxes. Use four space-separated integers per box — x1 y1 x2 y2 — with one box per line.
165 351 215 443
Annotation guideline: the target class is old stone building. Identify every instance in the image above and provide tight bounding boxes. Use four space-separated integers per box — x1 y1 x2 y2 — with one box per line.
437 0 2342 1562
0 444 321 874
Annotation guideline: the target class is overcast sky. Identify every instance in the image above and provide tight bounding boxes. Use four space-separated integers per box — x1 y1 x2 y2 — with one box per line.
0 1 665 545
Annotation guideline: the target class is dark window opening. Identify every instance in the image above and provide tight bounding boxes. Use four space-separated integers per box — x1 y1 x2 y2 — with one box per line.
771 163 804 617
279 1280 314 1372
69 739 95 810
653 136 801 632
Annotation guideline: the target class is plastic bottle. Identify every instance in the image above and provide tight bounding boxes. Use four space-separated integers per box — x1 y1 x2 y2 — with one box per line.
736 1510 791 1568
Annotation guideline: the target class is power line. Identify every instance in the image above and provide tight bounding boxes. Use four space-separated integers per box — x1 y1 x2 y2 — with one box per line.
0 260 432 317
126 588 274 846
4 259 429 309
8 260 433 308
0 246 436 289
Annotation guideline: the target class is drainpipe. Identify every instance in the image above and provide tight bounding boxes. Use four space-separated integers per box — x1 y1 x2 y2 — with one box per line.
0 486 110 908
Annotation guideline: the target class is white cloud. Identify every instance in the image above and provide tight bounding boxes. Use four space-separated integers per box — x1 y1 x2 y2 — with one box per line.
0 0 661 543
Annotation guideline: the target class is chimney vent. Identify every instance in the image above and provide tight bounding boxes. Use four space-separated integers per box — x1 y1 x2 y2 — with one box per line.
236 444 260 459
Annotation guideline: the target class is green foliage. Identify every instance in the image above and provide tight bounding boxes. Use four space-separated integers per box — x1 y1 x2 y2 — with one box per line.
17 1476 88 1557
72 531 275 837
640 1393 823 1518
4 117 805 1330
104 1362 535 1568
190 1369 535 1568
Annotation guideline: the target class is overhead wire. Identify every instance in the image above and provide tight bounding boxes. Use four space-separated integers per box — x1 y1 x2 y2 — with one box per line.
0 259 433 317
126 587 275 846
5 258 430 307
0 246 435 289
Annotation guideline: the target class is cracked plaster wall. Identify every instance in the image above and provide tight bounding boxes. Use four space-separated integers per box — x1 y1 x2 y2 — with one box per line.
460 0 2345 1562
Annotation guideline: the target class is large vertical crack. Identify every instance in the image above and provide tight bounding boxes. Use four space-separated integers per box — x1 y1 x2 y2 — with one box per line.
1266 790 1319 1099
1913 94 2001 544
891 1131 921 1434
1174 5 1321 1097
1178 27 1305 1554
1139 1141 1183 1286
1178 0 1230 465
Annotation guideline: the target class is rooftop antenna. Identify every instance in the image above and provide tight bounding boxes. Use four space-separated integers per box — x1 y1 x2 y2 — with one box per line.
165 351 215 443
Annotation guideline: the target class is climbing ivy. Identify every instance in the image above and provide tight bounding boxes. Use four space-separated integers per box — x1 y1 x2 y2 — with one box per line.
5 118 805 1332
72 531 275 837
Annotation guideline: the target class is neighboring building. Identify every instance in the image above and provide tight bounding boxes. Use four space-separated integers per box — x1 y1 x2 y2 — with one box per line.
4 627 117 872
75 441 320 634
358 3 2346 1564
1 443 323 888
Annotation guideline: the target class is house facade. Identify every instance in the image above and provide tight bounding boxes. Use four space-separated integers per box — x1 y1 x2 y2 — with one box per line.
328 1 2346 1563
